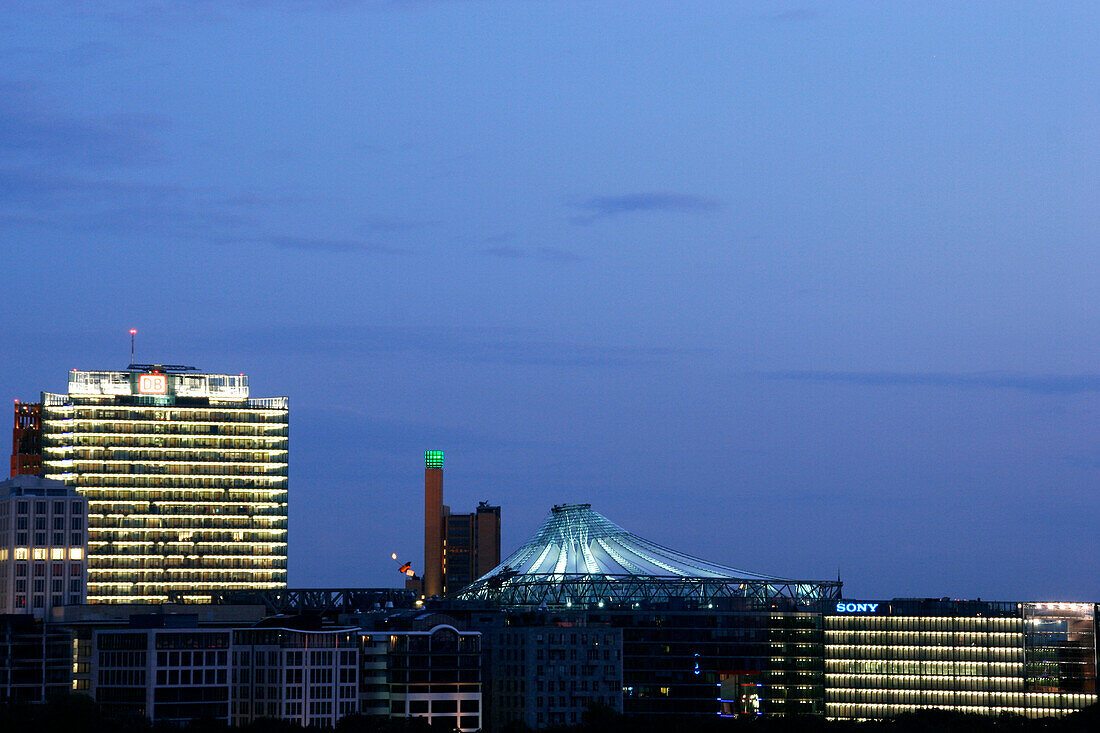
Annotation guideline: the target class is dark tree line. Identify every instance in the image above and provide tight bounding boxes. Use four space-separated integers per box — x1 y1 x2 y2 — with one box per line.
0 694 1095 733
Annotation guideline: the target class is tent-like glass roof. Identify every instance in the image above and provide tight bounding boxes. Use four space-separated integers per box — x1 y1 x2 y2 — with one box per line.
454 504 841 607
485 503 782 580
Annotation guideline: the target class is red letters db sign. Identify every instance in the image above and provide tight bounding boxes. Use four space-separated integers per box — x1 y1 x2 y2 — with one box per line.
138 374 168 394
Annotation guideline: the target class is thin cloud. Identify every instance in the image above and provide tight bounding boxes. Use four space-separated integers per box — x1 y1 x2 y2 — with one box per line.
757 7 823 24
93 1 400 25
0 170 185 205
213 324 709 369
570 192 719 224
362 215 440 233
0 105 166 169
0 165 316 243
75 204 249 238
269 236 406 254
61 42 124 68
761 370 1100 395
482 245 583 263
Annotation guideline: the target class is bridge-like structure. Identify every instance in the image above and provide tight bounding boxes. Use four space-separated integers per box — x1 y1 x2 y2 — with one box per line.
192 588 418 614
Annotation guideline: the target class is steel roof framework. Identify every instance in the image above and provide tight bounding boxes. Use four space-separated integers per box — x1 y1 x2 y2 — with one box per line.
454 504 841 607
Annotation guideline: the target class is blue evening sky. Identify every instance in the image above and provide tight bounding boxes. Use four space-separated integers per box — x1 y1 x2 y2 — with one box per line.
1 1 1097 600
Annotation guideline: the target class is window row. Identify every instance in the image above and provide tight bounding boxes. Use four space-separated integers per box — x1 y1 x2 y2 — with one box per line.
9 592 83 608
155 668 227 686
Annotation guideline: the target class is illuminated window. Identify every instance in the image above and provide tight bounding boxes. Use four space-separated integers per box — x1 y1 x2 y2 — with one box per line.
51 548 65 560
70 548 84 560
33 548 47 560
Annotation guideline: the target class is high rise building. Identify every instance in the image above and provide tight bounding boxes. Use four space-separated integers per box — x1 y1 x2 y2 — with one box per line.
37 365 288 604
443 501 500 594
11 401 41 477
421 451 500 597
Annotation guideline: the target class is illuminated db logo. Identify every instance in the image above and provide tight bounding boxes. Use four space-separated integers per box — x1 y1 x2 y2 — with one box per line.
138 374 168 394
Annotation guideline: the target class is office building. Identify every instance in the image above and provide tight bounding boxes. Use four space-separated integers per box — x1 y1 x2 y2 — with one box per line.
360 613 483 732
0 614 72 702
231 624 360 726
823 598 1097 719
422 451 501 597
38 365 288 604
45 598 480 727
58 602 269 695
359 631 390 717
93 621 232 722
481 616 623 730
0 475 87 615
10 401 41 477
90 616 360 725
444 502 500 594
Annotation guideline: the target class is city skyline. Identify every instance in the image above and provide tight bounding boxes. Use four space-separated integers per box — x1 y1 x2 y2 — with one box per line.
1 3 1098 602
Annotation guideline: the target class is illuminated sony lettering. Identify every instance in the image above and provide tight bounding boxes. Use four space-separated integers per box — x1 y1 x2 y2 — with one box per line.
138 373 168 394
835 602 880 613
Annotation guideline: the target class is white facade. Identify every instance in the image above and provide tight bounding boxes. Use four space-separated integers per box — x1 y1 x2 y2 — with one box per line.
0 475 87 616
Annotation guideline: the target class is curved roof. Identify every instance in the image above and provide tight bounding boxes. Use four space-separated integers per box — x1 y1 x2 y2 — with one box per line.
454 504 841 607
481 503 787 581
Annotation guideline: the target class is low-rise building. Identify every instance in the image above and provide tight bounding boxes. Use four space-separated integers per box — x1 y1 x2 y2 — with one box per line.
231 624 359 726
359 613 482 732
93 620 232 722
0 614 72 702
483 618 623 730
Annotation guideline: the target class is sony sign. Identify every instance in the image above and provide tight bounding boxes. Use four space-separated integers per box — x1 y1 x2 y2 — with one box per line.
836 602 880 613
138 373 168 395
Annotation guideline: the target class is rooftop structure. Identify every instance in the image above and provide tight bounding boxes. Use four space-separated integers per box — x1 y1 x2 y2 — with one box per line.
456 503 840 607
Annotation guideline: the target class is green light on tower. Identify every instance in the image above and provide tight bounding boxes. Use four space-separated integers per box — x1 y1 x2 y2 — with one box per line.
425 450 444 469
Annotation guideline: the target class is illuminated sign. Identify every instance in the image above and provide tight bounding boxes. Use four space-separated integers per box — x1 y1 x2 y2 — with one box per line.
138 373 168 394
836 602 880 613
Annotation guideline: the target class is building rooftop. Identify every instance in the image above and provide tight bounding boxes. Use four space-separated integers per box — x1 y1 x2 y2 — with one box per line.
483 503 783 579
455 504 841 607
0 474 80 498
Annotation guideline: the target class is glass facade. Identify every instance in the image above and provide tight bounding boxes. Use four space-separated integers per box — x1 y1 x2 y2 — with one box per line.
231 627 359 726
380 625 482 732
40 370 288 603
1023 603 1096 696
824 599 1097 719
607 603 826 718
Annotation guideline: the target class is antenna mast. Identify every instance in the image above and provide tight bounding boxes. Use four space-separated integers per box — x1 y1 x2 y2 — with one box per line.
129 329 137 366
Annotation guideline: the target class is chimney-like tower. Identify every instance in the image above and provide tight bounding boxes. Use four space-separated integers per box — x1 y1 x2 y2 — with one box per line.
423 450 445 597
